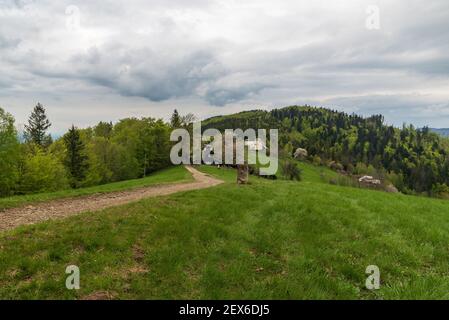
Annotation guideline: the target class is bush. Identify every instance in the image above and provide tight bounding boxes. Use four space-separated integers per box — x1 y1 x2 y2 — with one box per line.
329 161 344 171
312 155 322 166
432 183 449 199
19 150 69 193
281 160 301 181
386 172 406 193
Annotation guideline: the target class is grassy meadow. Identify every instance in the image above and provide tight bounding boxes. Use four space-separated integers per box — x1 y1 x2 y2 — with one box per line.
0 163 449 299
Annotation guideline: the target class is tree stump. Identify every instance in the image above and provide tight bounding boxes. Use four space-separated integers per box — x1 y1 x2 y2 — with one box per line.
237 164 249 184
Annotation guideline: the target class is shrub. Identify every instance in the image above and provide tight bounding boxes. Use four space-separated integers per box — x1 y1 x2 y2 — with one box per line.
432 183 449 199
386 172 406 193
312 155 322 166
281 160 301 181
19 150 69 193
329 161 344 171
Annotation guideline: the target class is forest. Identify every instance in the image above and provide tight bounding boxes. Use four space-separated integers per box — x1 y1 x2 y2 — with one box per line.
2 104 449 198
0 103 185 197
204 106 449 196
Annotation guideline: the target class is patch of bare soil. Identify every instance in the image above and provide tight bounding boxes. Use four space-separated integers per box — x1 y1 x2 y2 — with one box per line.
81 291 117 300
0 166 223 232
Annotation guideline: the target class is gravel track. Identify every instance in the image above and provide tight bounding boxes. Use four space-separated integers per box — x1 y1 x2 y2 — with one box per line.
0 166 223 232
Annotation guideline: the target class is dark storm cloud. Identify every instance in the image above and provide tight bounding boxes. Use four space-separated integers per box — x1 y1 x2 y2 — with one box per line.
29 44 229 102
204 82 273 106
82 50 225 102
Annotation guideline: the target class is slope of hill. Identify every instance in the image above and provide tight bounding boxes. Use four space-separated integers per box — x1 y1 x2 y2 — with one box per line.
203 106 449 197
0 163 448 299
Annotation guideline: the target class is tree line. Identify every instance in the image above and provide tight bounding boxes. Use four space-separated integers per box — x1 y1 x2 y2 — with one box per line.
3 103 449 198
0 104 185 197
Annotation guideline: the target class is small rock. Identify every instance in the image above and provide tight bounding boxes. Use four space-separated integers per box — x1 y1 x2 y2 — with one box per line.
385 184 399 193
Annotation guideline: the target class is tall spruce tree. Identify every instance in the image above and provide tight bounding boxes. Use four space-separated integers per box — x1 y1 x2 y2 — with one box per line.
170 109 181 128
24 103 52 147
64 125 88 188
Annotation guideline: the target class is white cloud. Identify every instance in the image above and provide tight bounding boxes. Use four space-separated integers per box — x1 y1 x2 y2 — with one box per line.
1 0 449 132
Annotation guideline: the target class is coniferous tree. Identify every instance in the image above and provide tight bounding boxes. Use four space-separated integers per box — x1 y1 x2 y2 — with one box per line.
64 125 88 187
24 103 52 147
170 109 181 128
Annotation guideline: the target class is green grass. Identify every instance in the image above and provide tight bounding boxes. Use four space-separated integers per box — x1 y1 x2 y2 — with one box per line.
1 165 449 299
0 166 192 211
295 161 338 183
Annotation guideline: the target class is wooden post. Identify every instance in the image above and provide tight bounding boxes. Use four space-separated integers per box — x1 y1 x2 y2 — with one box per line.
237 164 249 184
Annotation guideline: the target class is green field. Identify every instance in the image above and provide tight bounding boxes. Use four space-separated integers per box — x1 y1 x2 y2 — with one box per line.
0 166 192 211
1 163 449 299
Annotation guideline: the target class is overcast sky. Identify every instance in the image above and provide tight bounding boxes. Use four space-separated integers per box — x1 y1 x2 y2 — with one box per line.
1 0 449 133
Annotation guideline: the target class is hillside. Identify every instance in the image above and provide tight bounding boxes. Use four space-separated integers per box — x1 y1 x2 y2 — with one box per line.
0 163 448 299
203 106 449 197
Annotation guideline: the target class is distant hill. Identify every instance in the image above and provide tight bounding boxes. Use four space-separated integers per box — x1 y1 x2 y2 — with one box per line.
430 128 449 137
203 105 449 195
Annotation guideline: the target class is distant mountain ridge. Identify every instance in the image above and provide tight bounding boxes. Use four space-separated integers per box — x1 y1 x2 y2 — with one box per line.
430 128 449 137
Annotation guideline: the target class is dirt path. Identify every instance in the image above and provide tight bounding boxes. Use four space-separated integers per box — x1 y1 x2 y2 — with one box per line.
0 166 223 233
